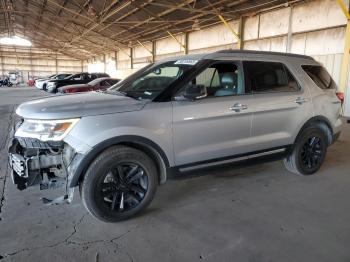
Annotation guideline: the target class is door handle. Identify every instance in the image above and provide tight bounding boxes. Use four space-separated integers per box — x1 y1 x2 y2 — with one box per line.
294 97 308 104
229 103 248 112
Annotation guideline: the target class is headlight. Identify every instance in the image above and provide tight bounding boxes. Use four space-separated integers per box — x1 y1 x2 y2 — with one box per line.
15 119 79 141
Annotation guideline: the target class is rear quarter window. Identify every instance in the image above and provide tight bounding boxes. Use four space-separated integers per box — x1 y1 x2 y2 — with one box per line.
302 65 336 90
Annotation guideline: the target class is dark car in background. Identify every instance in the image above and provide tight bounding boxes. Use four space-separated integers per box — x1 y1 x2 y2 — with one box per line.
58 77 120 94
46 72 109 93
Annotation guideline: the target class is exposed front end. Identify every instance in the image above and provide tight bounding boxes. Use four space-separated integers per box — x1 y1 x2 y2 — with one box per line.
9 136 74 191
8 117 80 203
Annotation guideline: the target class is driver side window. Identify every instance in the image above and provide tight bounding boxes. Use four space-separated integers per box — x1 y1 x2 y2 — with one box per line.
73 74 82 80
179 62 244 99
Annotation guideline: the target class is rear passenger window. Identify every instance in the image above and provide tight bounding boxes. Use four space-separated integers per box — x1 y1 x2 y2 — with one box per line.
302 65 336 90
244 61 300 93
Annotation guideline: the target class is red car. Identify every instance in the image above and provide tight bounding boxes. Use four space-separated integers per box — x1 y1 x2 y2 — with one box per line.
27 78 35 87
57 77 120 93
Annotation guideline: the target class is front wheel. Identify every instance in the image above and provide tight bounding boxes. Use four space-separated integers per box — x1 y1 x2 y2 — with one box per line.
284 125 328 175
80 146 158 222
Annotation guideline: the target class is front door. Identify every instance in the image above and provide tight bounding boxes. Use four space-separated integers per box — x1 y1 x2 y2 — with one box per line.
172 61 255 166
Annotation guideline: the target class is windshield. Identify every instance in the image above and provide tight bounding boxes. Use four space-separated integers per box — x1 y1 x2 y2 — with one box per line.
56 74 72 80
66 73 82 80
108 60 198 100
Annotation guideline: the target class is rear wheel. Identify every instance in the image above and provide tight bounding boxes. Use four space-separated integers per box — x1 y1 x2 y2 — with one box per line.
80 146 158 222
284 125 328 175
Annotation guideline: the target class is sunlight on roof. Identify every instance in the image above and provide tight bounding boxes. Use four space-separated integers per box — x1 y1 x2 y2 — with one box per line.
0 36 32 46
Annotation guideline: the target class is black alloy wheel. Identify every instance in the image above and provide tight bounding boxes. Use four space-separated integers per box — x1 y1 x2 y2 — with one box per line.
97 162 148 212
284 124 328 175
300 136 324 171
81 146 158 222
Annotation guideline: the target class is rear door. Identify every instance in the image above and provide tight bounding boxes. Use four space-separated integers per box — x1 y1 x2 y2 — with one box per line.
243 60 313 151
172 61 255 166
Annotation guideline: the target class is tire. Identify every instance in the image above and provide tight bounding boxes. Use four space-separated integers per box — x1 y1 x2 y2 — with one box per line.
284 124 328 175
43 83 47 91
80 145 158 222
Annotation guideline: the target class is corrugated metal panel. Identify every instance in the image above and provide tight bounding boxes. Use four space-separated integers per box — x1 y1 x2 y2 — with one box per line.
188 21 239 51
292 0 346 33
157 35 184 55
259 8 289 38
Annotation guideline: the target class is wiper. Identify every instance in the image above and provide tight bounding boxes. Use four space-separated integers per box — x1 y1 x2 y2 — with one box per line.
112 90 128 96
104 89 141 100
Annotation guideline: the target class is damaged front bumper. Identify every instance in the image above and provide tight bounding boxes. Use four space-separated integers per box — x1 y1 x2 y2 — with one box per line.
8 136 79 204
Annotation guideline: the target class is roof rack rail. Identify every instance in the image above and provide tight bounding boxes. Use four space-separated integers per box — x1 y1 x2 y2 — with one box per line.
215 49 314 60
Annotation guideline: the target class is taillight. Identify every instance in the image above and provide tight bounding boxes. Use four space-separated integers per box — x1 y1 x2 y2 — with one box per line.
336 92 344 105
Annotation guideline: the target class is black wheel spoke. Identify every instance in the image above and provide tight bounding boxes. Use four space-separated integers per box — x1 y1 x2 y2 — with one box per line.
111 169 120 183
309 137 316 146
125 192 142 205
129 184 146 195
111 193 119 211
101 182 114 190
127 170 144 184
102 189 115 198
125 165 139 179
117 165 125 181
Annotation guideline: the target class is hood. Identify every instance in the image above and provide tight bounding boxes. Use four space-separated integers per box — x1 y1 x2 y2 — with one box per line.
48 79 61 83
36 78 48 82
60 84 89 90
16 92 147 119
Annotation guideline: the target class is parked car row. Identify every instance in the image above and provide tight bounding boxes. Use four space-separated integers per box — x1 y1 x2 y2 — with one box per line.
35 73 71 90
57 77 120 93
34 72 120 94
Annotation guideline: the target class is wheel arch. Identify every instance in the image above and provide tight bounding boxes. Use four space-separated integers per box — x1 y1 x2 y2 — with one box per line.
69 135 170 188
294 116 333 146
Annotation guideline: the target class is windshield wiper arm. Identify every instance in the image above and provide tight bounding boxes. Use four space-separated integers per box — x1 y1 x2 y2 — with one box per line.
105 89 141 100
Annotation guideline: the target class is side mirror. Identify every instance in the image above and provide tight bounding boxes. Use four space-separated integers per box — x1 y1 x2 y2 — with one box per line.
183 84 207 100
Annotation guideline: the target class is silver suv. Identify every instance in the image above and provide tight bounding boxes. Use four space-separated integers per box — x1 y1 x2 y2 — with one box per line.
8 50 343 222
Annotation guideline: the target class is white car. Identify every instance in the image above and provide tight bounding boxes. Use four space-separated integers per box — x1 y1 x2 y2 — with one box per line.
35 74 72 90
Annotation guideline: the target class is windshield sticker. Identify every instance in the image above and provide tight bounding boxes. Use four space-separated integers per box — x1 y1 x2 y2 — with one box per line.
174 60 198 65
